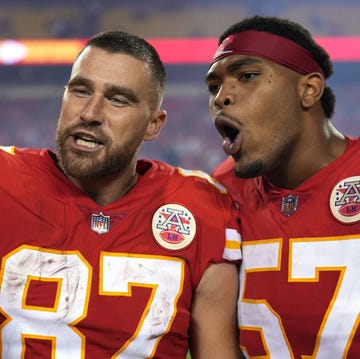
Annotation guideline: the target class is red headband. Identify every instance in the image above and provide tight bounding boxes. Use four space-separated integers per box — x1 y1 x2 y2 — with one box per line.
212 30 325 77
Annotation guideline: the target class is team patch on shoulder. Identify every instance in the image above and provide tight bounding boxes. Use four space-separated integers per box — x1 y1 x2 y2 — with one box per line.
152 204 196 250
330 176 360 223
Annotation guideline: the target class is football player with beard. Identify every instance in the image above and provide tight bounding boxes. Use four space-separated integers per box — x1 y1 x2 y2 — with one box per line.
0 30 242 359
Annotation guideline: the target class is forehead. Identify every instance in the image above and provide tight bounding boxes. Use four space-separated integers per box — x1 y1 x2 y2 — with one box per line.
71 46 152 86
206 54 293 81
207 55 267 77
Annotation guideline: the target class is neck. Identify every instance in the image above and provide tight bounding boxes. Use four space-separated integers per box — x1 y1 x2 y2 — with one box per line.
266 122 347 190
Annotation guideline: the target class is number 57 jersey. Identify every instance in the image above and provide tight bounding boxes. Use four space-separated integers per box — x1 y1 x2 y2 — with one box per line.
0 147 241 359
213 137 360 359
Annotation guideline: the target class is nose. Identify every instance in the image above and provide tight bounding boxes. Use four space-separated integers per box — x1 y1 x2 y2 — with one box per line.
214 83 235 110
80 95 104 124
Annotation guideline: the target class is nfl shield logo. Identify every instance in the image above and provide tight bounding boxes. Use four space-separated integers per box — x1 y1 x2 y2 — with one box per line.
91 212 110 235
281 194 298 216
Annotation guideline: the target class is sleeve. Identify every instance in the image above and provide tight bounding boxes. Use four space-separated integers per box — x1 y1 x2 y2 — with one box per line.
185 172 242 289
223 200 242 263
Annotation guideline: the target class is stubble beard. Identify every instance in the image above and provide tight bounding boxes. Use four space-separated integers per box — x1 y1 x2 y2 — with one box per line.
56 126 141 179
233 158 263 179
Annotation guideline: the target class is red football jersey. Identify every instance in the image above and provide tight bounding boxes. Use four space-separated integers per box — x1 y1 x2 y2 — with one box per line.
213 137 360 358
0 146 241 359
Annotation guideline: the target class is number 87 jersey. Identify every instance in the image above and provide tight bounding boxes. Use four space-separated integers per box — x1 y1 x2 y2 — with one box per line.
0 147 241 359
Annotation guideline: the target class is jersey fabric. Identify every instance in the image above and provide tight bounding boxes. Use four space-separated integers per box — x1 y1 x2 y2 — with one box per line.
213 137 360 358
0 146 240 359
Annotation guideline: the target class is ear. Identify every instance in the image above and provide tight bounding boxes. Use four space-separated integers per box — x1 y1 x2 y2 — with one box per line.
299 72 325 109
143 109 167 141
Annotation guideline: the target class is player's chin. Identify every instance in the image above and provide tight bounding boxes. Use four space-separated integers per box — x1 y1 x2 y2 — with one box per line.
65 160 103 178
59 149 100 175
234 158 263 178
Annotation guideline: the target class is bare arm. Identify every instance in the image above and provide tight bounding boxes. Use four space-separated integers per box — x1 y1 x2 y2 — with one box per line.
189 262 242 359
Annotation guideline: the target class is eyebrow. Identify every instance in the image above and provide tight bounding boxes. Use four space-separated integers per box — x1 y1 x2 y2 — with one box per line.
205 58 263 82
67 76 139 104
106 85 139 104
67 76 92 88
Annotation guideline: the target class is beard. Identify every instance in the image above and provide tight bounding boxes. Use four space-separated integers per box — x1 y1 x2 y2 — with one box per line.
56 124 142 179
233 158 263 178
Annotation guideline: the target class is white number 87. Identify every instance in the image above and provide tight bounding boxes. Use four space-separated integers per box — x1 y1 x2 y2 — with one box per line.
0 245 184 358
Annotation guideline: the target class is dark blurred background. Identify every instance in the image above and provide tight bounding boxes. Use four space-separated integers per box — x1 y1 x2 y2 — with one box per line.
0 0 359 173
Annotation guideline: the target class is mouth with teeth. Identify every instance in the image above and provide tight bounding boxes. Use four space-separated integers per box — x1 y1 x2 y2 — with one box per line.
214 115 241 156
73 133 104 151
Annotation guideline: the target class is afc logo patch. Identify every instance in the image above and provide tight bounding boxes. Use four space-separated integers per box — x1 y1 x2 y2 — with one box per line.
91 212 110 235
152 204 196 250
330 176 360 224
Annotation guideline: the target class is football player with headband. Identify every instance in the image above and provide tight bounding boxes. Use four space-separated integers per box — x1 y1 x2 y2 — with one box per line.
206 15 360 358
0 30 242 358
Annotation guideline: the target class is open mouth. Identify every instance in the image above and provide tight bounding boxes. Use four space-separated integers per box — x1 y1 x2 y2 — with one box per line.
221 124 239 142
214 115 241 156
73 133 104 149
